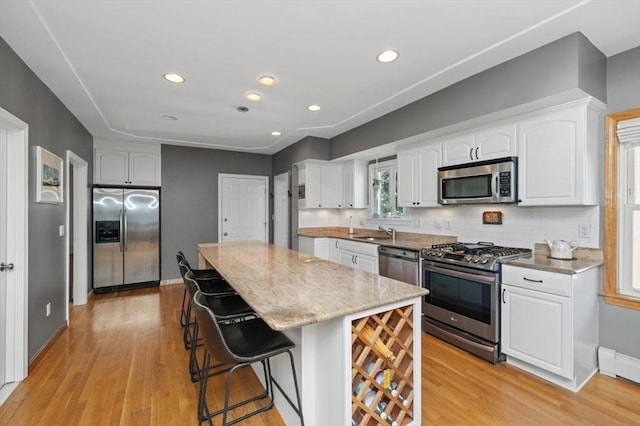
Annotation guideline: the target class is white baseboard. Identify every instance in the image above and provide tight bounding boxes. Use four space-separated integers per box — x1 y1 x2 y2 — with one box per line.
598 346 640 384
160 278 182 286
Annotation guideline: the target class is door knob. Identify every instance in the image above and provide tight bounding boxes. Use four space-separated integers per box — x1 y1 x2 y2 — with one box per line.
0 263 14 271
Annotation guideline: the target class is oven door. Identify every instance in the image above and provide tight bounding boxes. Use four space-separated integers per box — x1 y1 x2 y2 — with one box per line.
422 261 499 342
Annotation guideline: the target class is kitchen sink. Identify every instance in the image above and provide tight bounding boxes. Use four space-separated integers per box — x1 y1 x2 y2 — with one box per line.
354 235 392 241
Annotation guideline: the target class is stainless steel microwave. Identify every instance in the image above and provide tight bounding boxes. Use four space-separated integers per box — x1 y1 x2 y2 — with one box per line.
438 157 518 205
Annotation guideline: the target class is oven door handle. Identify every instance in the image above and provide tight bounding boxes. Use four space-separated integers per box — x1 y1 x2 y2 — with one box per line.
424 264 496 285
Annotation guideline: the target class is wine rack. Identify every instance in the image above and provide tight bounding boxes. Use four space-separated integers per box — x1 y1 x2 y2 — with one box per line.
351 305 414 426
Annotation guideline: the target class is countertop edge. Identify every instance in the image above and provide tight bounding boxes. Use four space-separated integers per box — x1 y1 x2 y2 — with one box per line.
502 256 603 275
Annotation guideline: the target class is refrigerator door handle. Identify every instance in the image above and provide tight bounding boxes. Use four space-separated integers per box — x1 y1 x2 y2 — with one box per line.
123 209 128 252
119 209 124 252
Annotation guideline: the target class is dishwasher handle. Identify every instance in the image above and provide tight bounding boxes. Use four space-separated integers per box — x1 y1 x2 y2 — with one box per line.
378 246 419 261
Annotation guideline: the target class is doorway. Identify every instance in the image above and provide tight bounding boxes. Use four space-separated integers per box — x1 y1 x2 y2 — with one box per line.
218 174 269 243
0 107 29 404
273 172 290 248
65 151 88 316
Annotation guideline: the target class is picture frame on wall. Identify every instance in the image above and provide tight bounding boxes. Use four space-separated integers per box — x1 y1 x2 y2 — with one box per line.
35 146 63 203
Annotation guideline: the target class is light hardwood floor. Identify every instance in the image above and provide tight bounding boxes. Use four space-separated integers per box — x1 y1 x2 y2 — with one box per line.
0 284 638 425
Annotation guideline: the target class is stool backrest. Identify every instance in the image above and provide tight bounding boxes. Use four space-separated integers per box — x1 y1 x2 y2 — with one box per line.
176 250 186 264
177 259 191 279
192 291 237 365
182 270 200 298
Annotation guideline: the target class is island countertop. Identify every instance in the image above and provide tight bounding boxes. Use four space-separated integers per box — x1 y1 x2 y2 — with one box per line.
198 241 427 331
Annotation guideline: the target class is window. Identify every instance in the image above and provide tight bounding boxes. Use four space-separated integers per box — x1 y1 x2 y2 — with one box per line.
603 109 640 310
618 120 640 298
369 159 406 218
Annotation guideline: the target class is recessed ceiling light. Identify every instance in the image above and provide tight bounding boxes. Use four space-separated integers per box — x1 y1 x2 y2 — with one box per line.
161 115 178 121
271 131 282 136
377 50 399 63
259 75 276 86
245 91 262 101
163 73 185 83
307 105 321 111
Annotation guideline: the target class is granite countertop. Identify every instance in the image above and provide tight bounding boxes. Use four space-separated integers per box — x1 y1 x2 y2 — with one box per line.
298 226 457 250
198 241 427 331
502 243 603 275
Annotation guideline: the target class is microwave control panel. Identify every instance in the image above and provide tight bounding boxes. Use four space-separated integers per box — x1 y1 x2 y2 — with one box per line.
498 171 512 196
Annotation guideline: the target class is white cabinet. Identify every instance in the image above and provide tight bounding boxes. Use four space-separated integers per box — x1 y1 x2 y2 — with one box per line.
297 160 368 209
342 160 368 208
501 264 599 391
334 239 379 274
94 140 161 186
517 99 603 206
441 123 516 166
321 163 344 208
298 236 330 260
397 142 441 208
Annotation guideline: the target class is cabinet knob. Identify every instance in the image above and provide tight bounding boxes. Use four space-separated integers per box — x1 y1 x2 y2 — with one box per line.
223 232 228 236
318 204 322 207
417 202 420 205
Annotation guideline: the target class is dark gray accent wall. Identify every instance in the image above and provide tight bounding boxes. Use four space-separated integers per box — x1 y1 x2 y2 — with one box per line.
330 32 606 159
161 145 272 280
272 136 330 249
600 46 640 358
272 136 330 175
0 36 93 361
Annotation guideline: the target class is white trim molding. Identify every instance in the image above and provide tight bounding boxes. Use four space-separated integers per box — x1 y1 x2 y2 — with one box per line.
598 346 640 384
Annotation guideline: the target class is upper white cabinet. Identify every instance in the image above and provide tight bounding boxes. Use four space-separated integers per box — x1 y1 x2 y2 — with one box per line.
517 98 603 206
297 160 367 209
441 123 516 166
94 140 161 186
342 160 368 208
397 141 441 208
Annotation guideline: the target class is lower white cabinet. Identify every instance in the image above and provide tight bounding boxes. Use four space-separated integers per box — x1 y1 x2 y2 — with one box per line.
335 239 379 274
501 264 599 391
298 236 330 260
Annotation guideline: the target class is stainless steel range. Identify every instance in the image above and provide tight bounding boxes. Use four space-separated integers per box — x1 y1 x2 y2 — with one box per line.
421 242 531 363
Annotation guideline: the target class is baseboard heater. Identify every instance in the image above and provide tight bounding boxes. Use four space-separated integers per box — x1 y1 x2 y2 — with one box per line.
598 346 640 384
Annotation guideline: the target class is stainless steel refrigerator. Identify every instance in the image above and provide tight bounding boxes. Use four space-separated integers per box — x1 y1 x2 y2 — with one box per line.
93 187 160 292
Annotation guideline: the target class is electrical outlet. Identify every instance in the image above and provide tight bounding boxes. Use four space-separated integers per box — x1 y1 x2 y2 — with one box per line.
578 224 591 238
46 303 51 317
58 225 65 237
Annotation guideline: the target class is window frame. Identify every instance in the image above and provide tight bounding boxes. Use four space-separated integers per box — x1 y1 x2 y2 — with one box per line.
603 107 640 310
368 159 405 218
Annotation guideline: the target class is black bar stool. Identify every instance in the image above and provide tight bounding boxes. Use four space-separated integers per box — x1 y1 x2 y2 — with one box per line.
177 251 226 327
178 260 236 350
183 272 255 382
192 291 304 426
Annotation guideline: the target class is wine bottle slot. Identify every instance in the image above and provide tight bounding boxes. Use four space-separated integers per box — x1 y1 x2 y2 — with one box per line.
360 323 396 361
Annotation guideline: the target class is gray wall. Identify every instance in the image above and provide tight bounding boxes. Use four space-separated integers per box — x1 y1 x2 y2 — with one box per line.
0 37 93 361
161 145 272 280
330 32 606 159
599 47 640 358
272 136 330 249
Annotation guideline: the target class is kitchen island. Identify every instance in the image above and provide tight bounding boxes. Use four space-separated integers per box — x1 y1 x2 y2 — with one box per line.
198 241 427 425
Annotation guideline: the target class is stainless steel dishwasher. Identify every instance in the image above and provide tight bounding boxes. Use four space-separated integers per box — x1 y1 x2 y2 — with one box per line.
378 246 421 285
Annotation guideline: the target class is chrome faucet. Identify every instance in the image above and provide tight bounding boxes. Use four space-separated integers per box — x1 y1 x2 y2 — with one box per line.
379 225 396 241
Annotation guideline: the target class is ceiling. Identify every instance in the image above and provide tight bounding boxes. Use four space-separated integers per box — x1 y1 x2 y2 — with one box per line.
1 1 639 155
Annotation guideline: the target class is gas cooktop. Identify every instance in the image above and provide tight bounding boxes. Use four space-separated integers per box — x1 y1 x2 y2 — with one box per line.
421 242 532 271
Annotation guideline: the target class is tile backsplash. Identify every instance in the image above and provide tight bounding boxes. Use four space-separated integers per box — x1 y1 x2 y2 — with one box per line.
298 204 600 250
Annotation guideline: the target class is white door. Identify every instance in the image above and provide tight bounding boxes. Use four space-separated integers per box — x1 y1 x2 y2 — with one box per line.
219 174 268 243
0 126 7 389
273 172 289 248
0 109 28 400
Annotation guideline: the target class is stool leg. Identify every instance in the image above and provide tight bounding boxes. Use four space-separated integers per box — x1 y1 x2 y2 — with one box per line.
198 352 214 426
180 288 188 327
